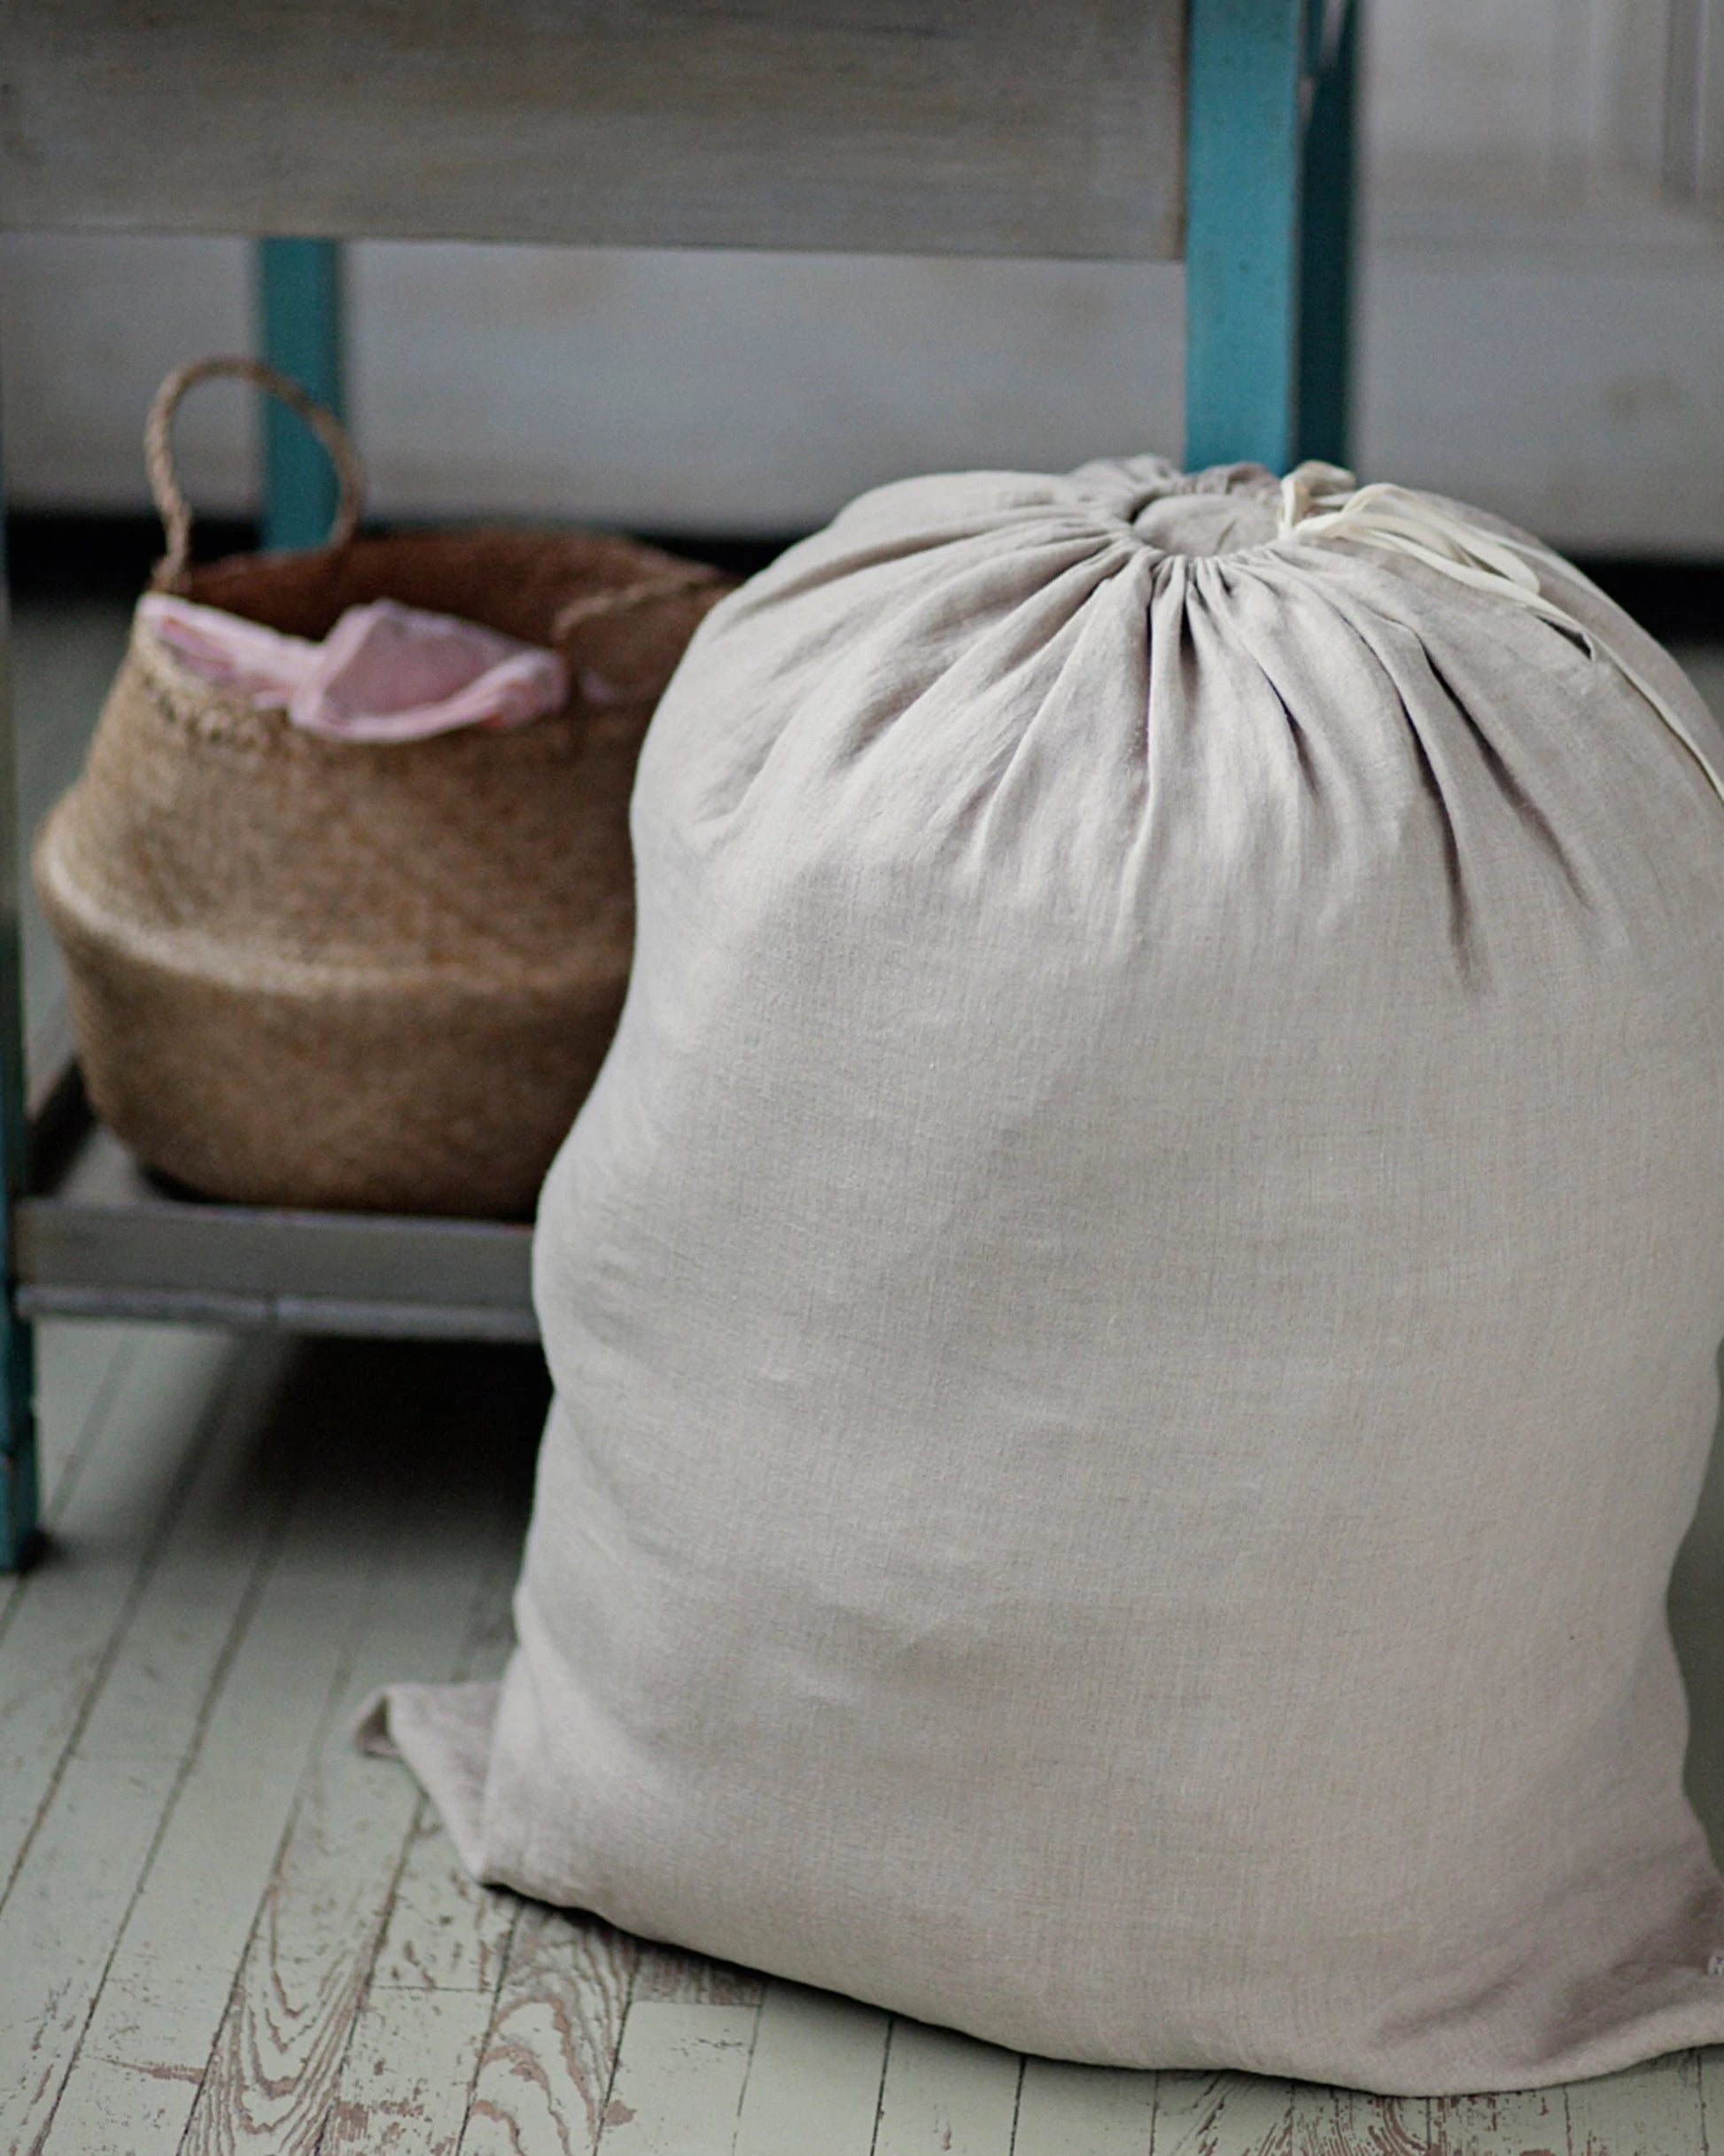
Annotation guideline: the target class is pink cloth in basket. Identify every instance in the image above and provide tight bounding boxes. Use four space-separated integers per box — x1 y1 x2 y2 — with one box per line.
138 593 567 741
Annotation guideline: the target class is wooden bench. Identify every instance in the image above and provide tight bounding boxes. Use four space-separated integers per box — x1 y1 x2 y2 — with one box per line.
0 0 1358 1567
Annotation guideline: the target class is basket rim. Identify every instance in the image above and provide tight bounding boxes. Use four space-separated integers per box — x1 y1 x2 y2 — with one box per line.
132 523 730 748
125 610 614 751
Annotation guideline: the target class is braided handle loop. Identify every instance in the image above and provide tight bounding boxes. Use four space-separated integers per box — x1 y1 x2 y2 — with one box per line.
549 567 726 645
550 567 728 704
145 355 366 592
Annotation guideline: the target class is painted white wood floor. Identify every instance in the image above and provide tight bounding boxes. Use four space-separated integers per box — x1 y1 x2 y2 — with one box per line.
5 1317 1724 2156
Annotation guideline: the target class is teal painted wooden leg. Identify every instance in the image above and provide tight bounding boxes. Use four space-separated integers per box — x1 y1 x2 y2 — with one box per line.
0 425 39 1573
1295 0 1359 466
255 237 346 551
1184 0 1307 472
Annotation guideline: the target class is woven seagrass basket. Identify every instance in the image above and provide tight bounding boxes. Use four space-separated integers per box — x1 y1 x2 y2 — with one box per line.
33 357 734 1218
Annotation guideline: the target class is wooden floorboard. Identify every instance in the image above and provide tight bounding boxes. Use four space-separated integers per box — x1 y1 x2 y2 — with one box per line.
1150 2071 1295 2156
368 1802 519 2001
323 1985 499 2156
1296 2083 1430 2155
1695 2050 1722 2156
0 1321 133 1633
633 1943 768 2012
1008 2057 1156 2155
58 1374 432 2154
873 2019 1025 2156
0 1304 1720 2153
459 1905 641 2156
1426 2087 1570 2155
170 1346 540 2156
730 1982 890 2156
596 2000 761 2156
0 1323 164 1873
1562 2053 1707 2156
0 1329 276 2155
320 1450 532 2155
0 1319 225 1810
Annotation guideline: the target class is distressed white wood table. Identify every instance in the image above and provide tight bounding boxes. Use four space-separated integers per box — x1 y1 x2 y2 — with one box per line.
0 0 1357 1567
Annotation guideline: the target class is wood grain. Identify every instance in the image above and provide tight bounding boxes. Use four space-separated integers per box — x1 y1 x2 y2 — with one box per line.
371 1809 519 1998
1290 2084 1432 2156
1150 2071 1294 2156
35 2054 206 2152
597 1999 759 2156
324 1984 498 2156
320 1483 528 2151
50 1344 449 2153
633 1942 768 2009
873 2017 1024 2156
0 0 1184 261
461 1906 642 2156
1426 2087 1568 2156
172 1346 532 2154
56 1569 394 2156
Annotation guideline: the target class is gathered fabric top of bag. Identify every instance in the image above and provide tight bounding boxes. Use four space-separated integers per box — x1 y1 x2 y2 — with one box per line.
1274 459 1724 808
137 591 569 742
980 453 1724 814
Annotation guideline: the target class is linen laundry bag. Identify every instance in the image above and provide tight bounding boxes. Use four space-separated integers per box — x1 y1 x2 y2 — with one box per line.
364 454 1724 2094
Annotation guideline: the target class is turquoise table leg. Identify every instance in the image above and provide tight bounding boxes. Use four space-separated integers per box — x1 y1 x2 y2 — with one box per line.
1184 0 1356 473
255 237 346 552
1184 0 1306 473
0 420 39 1572
1295 0 1359 467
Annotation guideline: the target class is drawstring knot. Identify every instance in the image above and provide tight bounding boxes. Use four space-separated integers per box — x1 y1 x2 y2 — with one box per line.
1276 461 1724 811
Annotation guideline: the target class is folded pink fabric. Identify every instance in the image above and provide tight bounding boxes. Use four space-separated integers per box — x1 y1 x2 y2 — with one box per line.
138 594 567 741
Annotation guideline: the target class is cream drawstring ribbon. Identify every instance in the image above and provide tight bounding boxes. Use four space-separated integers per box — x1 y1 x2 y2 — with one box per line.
1277 460 1724 812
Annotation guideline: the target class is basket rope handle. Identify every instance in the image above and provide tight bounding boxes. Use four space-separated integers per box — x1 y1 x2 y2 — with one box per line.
145 355 367 593
550 567 729 702
549 566 727 643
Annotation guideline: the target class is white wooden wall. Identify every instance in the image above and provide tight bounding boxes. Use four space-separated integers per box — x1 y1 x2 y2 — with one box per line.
1356 0 1724 551
3 0 1722 553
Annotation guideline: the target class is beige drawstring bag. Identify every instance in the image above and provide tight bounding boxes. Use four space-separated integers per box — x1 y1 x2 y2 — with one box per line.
368 455 1724 2093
